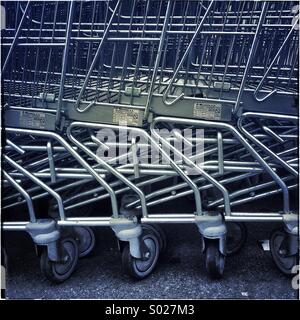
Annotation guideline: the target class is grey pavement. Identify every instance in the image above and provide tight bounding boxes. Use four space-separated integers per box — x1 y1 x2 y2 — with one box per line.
3 222 298 299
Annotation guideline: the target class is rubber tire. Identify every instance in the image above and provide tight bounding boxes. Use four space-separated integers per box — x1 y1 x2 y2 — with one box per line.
226 222 247 256
122 228 160 280
73 226 96 258
205 240 225 279
270 228 298 276
142 224 167 254
40 237 79 283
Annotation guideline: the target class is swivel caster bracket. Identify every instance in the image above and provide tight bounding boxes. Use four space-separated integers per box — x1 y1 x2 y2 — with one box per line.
110 217 144 259
26 219 65 262
195 213 227 255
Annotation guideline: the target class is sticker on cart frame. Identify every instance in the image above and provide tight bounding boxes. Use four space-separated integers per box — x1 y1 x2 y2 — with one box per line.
193 102 222 120
20 111 46 129
113 108 141 126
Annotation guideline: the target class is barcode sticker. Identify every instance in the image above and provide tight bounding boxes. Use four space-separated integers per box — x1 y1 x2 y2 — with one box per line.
113 108 141 126
20 111 46 129
193 102 222 120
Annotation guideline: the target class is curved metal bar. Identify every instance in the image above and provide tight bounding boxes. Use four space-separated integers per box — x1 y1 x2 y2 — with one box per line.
19 1 42 25
150 118 231 216
238 112 298 177
67 121 203 215
218 184 297 209
5 127 119 218
208 176 294 208
126 172 246 210
67 122 149 218
153 116 291 213
4 154 66 220
3 170 36 223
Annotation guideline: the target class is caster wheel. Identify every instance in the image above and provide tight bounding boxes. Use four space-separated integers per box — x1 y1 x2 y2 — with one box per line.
142 224 167 254
226 222 247 256
205 239 225 279
73 226 96 258
40 237 79 283
270 228 298 276
122 227 160 280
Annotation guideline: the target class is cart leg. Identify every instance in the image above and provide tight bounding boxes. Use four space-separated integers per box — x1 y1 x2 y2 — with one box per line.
118 195 167 255
111 217 161 280
270 213 299 276
26 219 79 283
196 214 226 279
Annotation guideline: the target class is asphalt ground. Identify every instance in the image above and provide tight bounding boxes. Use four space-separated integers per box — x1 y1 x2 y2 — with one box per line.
2 221 298 300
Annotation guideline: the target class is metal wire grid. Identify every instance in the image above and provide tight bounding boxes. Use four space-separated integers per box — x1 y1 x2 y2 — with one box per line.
1 1 298 118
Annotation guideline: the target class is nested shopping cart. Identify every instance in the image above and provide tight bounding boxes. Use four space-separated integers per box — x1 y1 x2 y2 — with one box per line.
1 0 299 282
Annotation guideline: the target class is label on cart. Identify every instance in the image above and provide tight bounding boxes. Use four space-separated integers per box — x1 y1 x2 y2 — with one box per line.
193 102 222 120
112 107 141 126
20 111 46 129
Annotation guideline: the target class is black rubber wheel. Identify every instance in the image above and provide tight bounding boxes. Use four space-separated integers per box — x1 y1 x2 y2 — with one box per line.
40 237 79 283
122 228 160 280
142 224 167 254
226 222 247 256
270 228 298 276
205 239 225 279
73 226 96 258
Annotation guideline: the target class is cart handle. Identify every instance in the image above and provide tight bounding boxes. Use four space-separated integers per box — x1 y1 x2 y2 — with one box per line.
3 170 36 223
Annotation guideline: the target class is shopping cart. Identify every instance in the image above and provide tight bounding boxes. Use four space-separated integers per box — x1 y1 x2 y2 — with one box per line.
1 0 299 283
